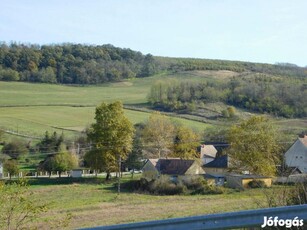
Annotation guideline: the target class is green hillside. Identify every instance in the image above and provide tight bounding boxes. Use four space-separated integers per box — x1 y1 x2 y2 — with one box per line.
0 70 306 142
0 74 214 140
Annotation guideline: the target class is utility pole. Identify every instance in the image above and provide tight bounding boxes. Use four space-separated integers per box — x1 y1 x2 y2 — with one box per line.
117 155 121 194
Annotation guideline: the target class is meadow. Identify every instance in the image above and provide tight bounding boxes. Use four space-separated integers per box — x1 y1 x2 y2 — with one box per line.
25 176 269 229
0 70 305 141
0 72 219 140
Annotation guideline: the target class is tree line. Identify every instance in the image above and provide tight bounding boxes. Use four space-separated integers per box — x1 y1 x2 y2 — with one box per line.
148 74 307 118
0 43 158 84
0 42 306 85
158 57 307 78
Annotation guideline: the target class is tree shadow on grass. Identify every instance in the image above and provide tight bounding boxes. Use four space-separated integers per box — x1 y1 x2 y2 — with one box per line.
26 177 106 186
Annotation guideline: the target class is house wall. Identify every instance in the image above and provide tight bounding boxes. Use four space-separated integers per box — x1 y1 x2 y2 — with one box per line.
226 175 272 189
204 167 227 175
185 162 205 175
226 176 243 189
285 140 307 173
142 161 159 180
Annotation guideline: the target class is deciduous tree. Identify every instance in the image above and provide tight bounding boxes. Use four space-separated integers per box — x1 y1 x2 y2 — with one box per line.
3 160 19 179
2 139 28 159
142 112 175 158
172 125 200 159
86 101 134 180
227 116 280 176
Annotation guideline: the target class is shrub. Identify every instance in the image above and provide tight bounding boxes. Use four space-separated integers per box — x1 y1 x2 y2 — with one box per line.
149 175 186 195
286 183 307 205
191 184 224 195
126 176 224 195
181 176 224 195
181 175 207 190
247 179 267 188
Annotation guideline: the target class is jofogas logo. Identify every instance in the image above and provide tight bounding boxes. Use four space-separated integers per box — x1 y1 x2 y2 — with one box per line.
261 216 303 228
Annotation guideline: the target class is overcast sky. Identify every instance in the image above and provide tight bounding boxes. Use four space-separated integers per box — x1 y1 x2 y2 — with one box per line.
1 0 306 66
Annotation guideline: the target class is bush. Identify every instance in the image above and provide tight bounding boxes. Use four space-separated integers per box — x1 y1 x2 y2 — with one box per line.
247 180 267 188
121 178 151 192
125 176 225 195
181 176 224 195
286 183 307 205
149 175 186 195
190 184 224 195
181 176 206 190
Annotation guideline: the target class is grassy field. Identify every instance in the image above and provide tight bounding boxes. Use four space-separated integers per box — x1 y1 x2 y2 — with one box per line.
0 106 211 140
0 71 305 141
0 73 219 140
23 176 269 229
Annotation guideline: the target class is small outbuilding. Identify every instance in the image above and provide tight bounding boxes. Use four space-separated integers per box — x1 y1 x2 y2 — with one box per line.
226 174 272 189
71 169 83 178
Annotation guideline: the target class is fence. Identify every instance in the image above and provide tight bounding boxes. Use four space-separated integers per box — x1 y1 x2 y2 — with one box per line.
81 205 307 230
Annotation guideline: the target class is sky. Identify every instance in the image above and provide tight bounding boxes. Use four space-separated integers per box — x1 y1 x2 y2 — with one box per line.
0 0 306 66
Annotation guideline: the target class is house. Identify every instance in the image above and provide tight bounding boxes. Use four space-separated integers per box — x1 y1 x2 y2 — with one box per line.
200 145 217 165
284 136 307 173
226 174 272 189
142 158 205 180
203 155 229 176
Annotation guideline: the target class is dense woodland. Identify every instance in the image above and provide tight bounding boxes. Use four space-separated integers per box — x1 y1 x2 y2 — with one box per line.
148 74 307 118
0 43 158 84
0 42 306 84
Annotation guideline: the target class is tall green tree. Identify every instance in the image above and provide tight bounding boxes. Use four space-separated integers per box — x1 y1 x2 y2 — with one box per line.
52 151 78 177
142 112 175 158
227 116 281 176
86 101 134 180
3 160 19 179
38 151 78 177
2 139 28 159
172 125 200 159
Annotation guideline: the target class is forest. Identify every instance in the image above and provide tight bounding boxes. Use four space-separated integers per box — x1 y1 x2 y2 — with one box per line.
0 42 306 84
148 74 307 118
0 43 158 84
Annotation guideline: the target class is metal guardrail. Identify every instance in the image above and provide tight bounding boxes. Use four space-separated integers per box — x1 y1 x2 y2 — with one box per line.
81 205 307 230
